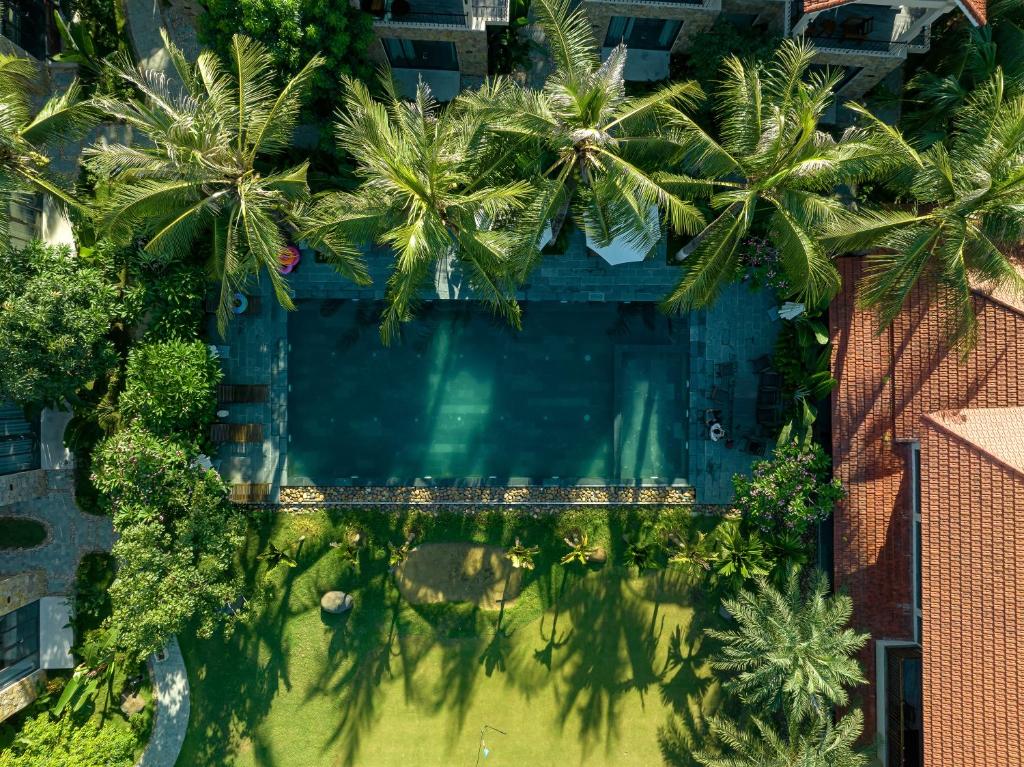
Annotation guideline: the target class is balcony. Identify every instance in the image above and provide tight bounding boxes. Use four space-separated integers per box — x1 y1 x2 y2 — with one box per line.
362 0 468 29
362 0 509 29
791 2 930 58
589 0 715 7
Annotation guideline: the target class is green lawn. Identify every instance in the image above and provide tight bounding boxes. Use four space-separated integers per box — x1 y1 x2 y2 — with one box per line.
179 508 724 767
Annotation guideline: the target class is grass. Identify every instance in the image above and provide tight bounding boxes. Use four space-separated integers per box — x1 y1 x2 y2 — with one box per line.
179 507 725 767
0 517 47 549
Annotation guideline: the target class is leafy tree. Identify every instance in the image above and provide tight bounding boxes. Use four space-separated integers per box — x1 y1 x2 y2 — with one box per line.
706 568 868 721
92 427 245 662
0 242 117 407
199 0 374 119
0 55 96 239
695 709 867 767
87 33 364 331
303 77 532 343
0 712 136 767
825 70 1024 351
470 0 704 261
660 40 886 312
732 440 844 537
119 339 222 439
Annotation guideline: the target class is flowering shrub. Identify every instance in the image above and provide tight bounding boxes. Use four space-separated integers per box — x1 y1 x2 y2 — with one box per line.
737 236 790 295
733 441 844 536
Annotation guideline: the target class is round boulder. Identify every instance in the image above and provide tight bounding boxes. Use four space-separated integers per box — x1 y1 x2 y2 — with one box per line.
320 591 353 614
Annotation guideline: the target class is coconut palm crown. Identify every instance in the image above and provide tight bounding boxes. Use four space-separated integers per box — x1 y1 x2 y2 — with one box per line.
660 40 888 313
825 70 1024 352
0 55 96 240
86 32 363 332
466 0 705 265
302 76 533 344
695 710 868 767
706 568 867 722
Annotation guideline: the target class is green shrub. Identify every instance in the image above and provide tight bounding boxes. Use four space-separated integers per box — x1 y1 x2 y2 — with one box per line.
93 427 245 662
733 441 844 537
130 261 207 342
0 242 117 407
119 340 221 440
0 713 135 767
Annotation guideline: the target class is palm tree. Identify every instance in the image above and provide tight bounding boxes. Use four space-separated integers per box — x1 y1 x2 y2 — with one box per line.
825 70 1024 351
466 0 705 265
302 76 533 343
695 710 867 767
0 55 96 240
904 0 1024 142
659 40 888 313
706 568 867 721
86 32 363 331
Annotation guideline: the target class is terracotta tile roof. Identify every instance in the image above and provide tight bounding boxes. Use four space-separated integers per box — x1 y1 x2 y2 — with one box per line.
924 407 1024 475
918 423 1023 767
831 256 1024 766
800 0 986 26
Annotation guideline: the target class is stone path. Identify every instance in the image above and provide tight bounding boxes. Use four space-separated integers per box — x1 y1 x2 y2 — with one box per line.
122 0 201 79
0 468 190 767
0 470 113 593
136 637 190 767
687 281 781 504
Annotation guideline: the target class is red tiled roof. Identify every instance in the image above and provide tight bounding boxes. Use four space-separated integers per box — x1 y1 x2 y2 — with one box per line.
831 256 1024 766
919 421 1023 767
924 407 1024 475
801 0 986 26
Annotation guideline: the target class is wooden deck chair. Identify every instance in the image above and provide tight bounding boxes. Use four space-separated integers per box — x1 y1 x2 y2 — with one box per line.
230 483 271 504
217 384 270 404
210 422 264 443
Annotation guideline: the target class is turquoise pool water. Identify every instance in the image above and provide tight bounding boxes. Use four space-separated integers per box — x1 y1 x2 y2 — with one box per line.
286 301 688 485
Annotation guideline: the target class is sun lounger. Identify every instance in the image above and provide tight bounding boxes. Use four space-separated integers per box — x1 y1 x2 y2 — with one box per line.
217 384 269 404
230 483 271 503
210 422 264 443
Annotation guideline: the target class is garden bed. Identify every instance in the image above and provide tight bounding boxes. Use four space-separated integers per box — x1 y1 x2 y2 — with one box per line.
0 517 47 549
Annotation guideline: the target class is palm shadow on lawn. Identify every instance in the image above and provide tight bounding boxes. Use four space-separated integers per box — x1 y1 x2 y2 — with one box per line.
179 519 300 767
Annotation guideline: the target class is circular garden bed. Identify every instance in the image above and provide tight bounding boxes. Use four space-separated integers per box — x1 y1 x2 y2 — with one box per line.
0 517 47 549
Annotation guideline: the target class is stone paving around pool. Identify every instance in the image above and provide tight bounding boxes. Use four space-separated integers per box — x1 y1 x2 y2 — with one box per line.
211 232 780 507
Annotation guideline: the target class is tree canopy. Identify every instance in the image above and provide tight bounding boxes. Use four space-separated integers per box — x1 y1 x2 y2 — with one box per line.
0 241 117 407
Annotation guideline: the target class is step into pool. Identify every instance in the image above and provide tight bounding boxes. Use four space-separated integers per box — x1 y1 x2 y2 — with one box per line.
286 300 689 486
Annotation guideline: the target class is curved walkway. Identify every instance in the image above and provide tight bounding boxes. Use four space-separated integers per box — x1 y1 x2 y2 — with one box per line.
122 0 200 79
136 637 190 767
0 470 113 592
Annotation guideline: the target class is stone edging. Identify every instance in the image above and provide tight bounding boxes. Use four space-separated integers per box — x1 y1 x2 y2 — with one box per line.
279 485 696 506
135 636 189 767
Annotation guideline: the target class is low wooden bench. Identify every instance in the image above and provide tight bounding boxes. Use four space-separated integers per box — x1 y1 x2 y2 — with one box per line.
217 384 270 404
230 483 271 504
210 422 264 443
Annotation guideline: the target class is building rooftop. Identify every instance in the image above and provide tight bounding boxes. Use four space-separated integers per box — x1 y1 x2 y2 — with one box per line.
800 0 986 25
831 255 1023 767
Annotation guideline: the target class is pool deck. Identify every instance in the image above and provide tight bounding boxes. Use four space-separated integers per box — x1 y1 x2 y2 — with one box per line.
210 231 779 507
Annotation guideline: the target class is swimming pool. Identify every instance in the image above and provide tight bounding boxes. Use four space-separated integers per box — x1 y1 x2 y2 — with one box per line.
286 301 689 486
